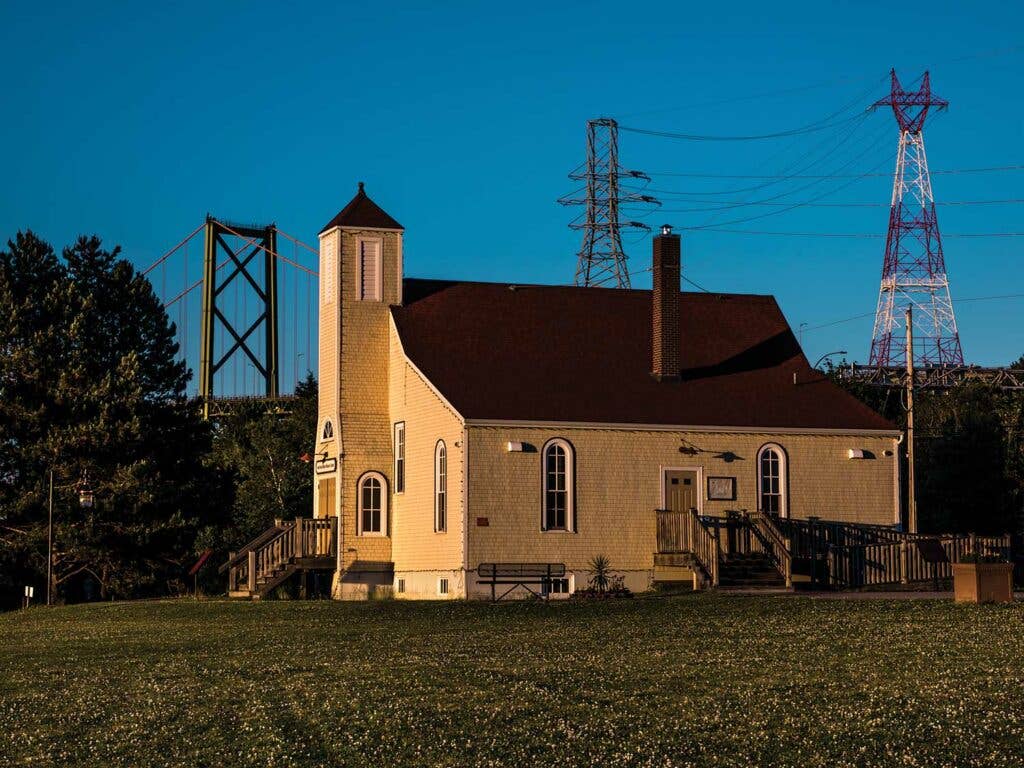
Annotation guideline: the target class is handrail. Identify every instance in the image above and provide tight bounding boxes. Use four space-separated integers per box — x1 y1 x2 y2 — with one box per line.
655 508 720 586
687 509 720 587
219 522 292 573
749 512 792 587
225 517 338 592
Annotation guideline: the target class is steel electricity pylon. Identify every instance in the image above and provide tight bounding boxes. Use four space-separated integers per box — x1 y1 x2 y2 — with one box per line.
868 70 963 367
559 118 660 288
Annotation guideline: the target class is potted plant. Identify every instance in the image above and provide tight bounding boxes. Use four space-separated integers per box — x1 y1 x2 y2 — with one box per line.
952 552 1014 604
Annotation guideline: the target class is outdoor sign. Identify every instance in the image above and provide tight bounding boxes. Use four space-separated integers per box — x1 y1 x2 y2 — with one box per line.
315 457 337 475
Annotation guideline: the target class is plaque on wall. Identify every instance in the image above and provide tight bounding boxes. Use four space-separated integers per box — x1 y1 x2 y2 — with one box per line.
707 476 736 501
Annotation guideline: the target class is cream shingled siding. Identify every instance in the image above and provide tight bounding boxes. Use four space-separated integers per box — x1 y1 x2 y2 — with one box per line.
465 425 899 597
388 319 467 598
314 228 341 522
316 225 403 598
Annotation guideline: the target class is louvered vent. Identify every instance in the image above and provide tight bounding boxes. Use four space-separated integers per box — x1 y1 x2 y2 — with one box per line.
360 240 381 301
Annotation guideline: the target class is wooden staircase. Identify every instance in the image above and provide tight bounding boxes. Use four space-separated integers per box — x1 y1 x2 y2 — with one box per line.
718 553 787 588
655 509 792 590
221 517 338 600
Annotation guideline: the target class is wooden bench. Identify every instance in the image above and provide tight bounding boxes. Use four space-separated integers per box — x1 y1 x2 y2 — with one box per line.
477 562 567 601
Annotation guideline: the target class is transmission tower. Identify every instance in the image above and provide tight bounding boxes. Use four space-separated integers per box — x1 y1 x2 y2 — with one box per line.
559 118 659 287
868 70 963 367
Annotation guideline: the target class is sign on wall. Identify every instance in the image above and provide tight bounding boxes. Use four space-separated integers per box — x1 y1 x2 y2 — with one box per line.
315 458 337 475
707 476 736 501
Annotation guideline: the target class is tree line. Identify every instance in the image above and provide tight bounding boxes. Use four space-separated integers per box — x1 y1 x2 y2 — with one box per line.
833 360 1024 535
0 232 315 609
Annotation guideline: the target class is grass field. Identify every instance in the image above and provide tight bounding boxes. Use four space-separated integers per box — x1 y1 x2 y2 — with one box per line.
2 595 1023 767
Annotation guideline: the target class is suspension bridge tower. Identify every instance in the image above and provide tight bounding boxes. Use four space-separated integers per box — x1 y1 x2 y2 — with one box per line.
198 216 279 416
559 118 660 288
868 70 964 367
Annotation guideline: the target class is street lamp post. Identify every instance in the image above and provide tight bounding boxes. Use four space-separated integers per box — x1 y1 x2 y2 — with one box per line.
46 470 53 606
812 350 848 370
46 469 93 607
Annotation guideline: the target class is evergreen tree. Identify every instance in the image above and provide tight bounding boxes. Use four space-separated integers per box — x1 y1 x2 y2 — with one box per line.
0 233 221 604
0 232 73 602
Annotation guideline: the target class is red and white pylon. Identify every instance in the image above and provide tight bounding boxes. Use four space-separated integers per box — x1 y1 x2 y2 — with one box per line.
869 70 963 367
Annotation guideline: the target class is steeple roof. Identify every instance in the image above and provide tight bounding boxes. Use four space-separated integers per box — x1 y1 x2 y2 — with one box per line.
320 182 403 232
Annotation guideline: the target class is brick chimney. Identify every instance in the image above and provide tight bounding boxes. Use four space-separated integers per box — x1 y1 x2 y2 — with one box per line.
651 225 681 381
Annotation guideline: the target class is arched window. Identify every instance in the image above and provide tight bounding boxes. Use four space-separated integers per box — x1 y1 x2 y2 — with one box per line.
357 472 387 536
542 438 574 531
434 440 447 532
757 444 787 516
321 420 334 441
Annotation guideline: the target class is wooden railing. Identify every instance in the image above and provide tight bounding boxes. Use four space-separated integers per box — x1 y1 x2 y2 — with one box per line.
749 512 793 588
226 517 337 594
656 509 719 586
828 533 1011 589
660 507 1012 591
776 516 906 557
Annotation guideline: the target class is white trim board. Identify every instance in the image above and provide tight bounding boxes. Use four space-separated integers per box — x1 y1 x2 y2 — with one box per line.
465 418 900 438
659 465 704 514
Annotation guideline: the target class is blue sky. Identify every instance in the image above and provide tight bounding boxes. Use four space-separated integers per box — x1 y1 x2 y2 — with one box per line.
1 0 1021 377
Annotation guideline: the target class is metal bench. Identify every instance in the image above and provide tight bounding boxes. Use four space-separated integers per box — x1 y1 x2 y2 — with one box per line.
477 562 567 601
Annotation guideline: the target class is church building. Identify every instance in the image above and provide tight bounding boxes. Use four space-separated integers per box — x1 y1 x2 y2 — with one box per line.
312 184 900 599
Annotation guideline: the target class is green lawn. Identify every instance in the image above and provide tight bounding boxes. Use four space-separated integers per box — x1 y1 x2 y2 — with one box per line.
2 595 1023 767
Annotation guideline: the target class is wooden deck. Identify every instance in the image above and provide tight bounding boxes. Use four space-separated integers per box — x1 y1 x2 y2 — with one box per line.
655 509 1010 591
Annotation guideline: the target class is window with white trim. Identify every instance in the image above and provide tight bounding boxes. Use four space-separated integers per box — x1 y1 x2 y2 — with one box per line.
757 444 787 516
357 472 387 535
394 423 405 494
396 578 405 594
438 577 449 595
541 576 573 596
321 420 334 440
358 240 382 301
542 438 574 531
434 440 447 532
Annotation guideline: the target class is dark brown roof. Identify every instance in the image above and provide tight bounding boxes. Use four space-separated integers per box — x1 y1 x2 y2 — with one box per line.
392 279 895 432
320 183 403 232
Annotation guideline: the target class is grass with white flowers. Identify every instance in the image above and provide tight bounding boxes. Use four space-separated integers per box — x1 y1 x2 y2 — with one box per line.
2 594 1023 767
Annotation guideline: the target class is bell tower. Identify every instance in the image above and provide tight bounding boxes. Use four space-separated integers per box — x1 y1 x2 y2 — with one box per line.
315 182 404 596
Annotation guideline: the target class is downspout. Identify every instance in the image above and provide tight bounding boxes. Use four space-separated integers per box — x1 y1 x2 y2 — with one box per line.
462 425 469 596
894 433 904 528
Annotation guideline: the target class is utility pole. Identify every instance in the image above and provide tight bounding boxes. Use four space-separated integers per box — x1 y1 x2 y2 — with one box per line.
905 306 917 533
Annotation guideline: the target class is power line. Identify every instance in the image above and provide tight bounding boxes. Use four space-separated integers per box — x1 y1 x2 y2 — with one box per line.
644 163 1024 179
626 113 885 199
617 73 889 143
687 228 1024 238
615 71 890 121
645 198 1024 213
620 112 868 142
678 135 898 230
802 293 1024 335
